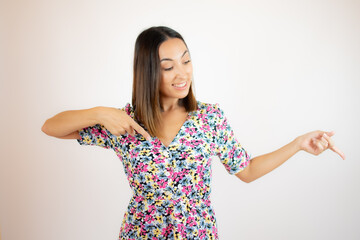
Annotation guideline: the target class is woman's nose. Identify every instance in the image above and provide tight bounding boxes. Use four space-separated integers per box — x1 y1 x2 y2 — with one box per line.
175 64 187 78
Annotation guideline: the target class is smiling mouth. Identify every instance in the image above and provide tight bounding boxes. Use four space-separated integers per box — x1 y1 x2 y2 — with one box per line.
172 82 187 88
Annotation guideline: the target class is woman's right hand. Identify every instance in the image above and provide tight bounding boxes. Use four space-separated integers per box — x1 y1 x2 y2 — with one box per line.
96 106 151 141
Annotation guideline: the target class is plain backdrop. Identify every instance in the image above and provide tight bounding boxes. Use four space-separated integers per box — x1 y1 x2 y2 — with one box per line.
1 0 359 239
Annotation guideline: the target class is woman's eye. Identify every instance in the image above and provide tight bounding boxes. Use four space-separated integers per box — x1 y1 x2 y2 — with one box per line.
163 60 191 71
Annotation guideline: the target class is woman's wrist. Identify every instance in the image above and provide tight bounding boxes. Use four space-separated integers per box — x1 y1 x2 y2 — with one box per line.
90 106 105 125
294 135 304 152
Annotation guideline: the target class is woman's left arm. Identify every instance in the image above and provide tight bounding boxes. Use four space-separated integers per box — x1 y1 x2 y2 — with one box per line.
236 130 346 183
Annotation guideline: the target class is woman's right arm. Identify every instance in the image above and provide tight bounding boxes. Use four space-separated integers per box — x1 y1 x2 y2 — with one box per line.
41 107 101 139
41 106 151 140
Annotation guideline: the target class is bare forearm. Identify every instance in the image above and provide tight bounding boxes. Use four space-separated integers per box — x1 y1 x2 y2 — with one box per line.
247 138 301 182
41 107 101 137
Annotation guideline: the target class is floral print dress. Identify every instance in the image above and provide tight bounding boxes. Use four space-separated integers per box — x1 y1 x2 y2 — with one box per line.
77 100 252 240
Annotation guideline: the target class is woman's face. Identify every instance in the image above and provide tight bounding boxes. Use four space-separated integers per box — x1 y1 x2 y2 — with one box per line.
158 38 193 104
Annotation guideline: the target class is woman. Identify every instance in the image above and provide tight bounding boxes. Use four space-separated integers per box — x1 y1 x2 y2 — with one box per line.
41 26 345 239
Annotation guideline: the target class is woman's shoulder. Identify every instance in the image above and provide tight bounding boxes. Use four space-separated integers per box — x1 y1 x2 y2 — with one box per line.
196 100 222 113
118 102 134 117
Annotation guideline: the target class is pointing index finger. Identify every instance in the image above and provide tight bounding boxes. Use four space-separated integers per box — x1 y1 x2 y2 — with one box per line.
129 119 151 141
322 133 345 160
331 145 346 160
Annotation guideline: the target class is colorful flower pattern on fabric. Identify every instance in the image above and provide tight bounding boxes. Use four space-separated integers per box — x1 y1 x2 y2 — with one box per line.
77 101 252 239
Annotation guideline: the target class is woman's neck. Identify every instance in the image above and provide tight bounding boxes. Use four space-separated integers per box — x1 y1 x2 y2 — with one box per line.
160 98 183 112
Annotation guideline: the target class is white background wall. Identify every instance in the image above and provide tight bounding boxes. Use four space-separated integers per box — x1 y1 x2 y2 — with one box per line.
1 0 359 239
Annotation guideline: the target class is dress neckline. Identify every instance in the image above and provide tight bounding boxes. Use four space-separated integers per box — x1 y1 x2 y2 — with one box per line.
155 110 193 149
131 101 199 149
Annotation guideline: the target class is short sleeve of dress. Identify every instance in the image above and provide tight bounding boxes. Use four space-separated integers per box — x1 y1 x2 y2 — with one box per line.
77 123 117 150
212 103 252 175
76 103 131 158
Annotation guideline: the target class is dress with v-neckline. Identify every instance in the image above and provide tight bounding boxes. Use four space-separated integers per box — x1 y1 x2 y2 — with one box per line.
155 110 193 149
77 100 253 240
137 108 193 149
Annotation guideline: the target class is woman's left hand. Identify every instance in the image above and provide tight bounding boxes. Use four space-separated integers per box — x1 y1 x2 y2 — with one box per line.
296 130 346 160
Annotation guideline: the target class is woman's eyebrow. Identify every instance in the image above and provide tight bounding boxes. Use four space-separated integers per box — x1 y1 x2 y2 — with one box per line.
160 50 188 62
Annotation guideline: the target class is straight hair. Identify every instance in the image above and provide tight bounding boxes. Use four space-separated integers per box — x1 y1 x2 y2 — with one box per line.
132 26 197 138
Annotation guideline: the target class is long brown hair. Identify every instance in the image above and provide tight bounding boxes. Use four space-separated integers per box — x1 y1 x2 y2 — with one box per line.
132 26 197 137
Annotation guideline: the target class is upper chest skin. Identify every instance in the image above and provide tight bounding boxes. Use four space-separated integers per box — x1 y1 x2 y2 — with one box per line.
157 108 189 148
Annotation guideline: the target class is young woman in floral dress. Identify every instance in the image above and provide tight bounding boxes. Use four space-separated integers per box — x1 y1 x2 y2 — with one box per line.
42 26 345 240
